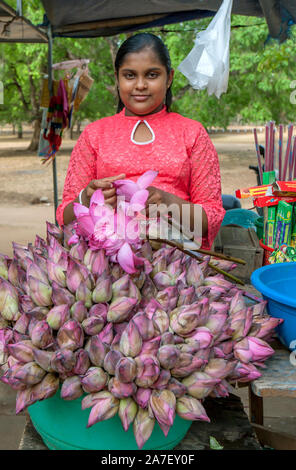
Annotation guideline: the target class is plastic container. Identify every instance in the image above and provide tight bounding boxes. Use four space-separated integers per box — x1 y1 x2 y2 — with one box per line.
251 262 296 350
254 216 264 241
221 208 259 230
259 239 274 265
28 391 192 450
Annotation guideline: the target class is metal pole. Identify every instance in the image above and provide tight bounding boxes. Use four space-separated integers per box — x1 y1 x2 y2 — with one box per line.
47 24 59 226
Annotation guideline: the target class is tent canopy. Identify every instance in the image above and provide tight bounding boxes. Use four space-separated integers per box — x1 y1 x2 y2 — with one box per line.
41 0 296 42
0 0 47 43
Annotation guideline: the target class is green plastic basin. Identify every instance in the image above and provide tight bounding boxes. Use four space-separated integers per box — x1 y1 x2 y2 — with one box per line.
28 390 192 450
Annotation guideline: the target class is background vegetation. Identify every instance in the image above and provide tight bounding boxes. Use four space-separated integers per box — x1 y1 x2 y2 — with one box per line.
0 0 295 149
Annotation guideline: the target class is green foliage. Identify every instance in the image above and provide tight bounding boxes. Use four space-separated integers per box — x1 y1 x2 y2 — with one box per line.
0 5 295 130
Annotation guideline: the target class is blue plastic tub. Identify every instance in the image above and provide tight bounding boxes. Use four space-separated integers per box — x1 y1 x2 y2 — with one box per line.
251 262 296 350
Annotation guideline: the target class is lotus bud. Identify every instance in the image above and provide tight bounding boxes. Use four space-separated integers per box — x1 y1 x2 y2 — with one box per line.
208 285 226 301
75 282 92 308
13 314 29 335
46 259 66 287
133 407 155 449
186 260 204 287
27 261 48 285
111 274 130 300
171 354 203 378
14 361 46 385
82 316 104 336
141 276 158 301
209 302 229 315
132 312 155 341
15 386 35 414
204 358 236 380
60 375 83 400
88 249 109 277
12 242 33 270
144 298 161 319
108 377 137 399
234 337 274 363
156 286 178 312
69 240 88 262
204 312 228 338
107 297 137 323
80 366 108 393
204 275 233 290
152 308 169 335
19 295 35 314
46 304 70 330
152 271 172 290
151 369 171 390
89 303 108 321
27 306 49 321
229 292 246 315
118 397 138 431
157 345 180 370
7 260 21 288
167 378 187 398
134 388 152 408
27 276 52 308
32 349 54 373
51 281 75 307
92 278 112 304
57 320 84 351
98 323 113 345
120 322 142 357
250 316 283 340
81 392 103 410
151 255 167 277
229 307 253 340
169 303 202 337
103 349 123 375
177 286 195 307
140 336 161 355
71 349 90 375
160 332 174 346
149 389 176 431
251 300 268 317
115 357 137 383
182 372 220 399
0 278 19 320
229 362 262 382
31 373 59 402
51 349 76 374
66 258 86 293
135 354 160 388
31 320 54 349
128 279 141 302
210 379 233 398
70 300 87 323
213 340 234 359
176 395 210 422
0 254 9 280
87 391 119 427
86 335 109 367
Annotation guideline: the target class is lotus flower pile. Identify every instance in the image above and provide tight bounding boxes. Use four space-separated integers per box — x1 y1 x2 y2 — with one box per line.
0 171 283 449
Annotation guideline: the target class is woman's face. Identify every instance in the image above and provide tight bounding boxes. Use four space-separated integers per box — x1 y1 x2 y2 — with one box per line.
117 47 174 117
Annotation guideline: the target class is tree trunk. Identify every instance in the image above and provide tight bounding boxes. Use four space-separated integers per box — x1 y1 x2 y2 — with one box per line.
17 123 23 139
27 117 41 151
12 124 16 135
77 121 81 135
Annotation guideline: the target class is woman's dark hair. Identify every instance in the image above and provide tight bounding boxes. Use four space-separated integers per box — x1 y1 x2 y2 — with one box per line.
114 33 173 113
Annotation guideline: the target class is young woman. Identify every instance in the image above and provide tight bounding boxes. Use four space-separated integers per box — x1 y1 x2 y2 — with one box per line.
56 33 225 250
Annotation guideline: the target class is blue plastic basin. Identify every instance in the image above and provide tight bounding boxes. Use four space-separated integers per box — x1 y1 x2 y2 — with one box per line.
251 262 296 350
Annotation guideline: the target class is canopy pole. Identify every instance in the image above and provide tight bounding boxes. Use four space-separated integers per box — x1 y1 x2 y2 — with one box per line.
47 24 59 226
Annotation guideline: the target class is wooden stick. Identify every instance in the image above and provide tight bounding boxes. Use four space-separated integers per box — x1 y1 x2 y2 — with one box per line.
148 236 245 285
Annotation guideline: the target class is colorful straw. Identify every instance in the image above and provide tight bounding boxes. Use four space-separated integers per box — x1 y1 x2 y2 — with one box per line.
282 124 293 181
278 124 283 180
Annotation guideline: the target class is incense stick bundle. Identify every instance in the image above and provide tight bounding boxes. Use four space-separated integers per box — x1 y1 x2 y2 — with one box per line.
292 136 296 179
265 124 270 171
269 121 274 171
283 124 293 181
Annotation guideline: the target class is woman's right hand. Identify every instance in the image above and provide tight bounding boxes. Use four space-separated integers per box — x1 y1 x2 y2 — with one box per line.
81 174 126 209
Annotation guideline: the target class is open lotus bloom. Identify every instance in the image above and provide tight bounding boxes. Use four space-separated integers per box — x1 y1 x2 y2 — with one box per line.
0 168 284 450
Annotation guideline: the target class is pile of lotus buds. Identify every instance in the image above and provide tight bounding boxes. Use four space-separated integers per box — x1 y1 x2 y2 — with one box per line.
0 170 284 449
0 221 283 448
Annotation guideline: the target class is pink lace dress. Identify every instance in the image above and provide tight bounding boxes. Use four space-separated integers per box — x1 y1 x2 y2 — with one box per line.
56 106 225 249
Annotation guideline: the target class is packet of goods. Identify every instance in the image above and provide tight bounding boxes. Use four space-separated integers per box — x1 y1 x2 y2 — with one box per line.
269 244 296 263
272 181 296 197
253 196 296 207
273 200 293 249
235 184 271 199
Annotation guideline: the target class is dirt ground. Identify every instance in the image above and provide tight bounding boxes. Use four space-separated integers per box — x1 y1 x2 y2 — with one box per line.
0 129 260 257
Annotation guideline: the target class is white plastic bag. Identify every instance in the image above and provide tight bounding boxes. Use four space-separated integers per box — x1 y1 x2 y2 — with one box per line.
178 0 233 99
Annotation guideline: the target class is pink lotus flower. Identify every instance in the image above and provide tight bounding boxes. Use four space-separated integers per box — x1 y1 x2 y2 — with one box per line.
234 337 274 364
113 170 158 201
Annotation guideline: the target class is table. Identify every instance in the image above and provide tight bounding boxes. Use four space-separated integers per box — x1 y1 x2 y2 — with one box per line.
248 344 296 450
19 394 261 450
